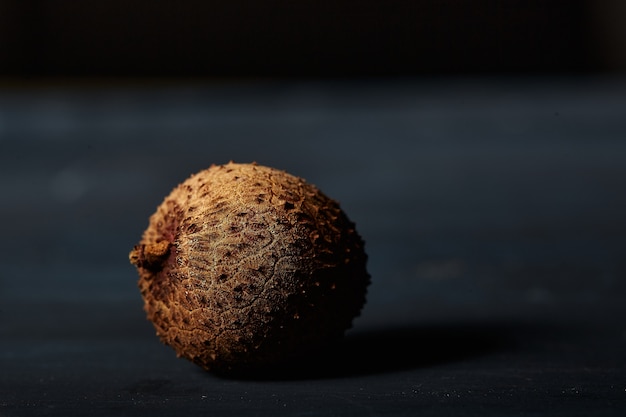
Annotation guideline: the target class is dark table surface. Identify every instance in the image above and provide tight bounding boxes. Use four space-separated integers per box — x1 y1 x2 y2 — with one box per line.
1 77 626 416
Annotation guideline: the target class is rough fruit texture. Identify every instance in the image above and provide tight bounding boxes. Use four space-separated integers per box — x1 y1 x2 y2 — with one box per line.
129 162 369 374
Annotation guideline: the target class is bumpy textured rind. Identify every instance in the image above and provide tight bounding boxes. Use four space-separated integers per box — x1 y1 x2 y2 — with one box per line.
129 162 369 374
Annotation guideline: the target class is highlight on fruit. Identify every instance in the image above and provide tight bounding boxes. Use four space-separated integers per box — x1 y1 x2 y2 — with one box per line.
129 162 370 375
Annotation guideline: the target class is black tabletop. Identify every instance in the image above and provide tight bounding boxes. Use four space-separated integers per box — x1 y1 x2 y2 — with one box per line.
1 77 625 416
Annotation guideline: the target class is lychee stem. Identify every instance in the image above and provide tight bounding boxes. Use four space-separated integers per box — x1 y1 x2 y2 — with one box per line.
129 241 172 272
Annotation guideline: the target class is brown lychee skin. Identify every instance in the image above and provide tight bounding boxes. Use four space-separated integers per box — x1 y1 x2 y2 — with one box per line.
129 162 369 374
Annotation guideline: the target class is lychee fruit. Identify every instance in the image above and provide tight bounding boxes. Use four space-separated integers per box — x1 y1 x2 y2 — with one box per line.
129 162 369 375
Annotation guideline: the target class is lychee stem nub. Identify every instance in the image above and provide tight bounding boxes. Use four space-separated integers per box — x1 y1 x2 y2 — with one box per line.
129 241 172 272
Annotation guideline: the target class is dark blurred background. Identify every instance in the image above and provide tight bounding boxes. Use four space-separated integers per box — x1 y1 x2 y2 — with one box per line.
1 0 625 79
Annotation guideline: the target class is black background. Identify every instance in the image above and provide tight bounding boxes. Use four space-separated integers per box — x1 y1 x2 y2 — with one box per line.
1 0 623 78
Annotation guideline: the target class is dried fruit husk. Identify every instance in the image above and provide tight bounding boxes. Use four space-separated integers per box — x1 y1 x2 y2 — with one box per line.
129 162 369 375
